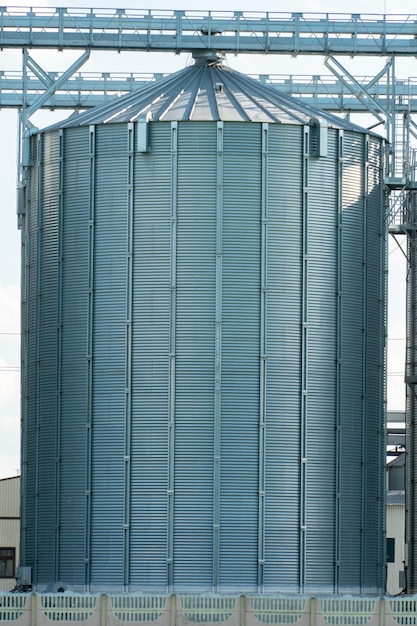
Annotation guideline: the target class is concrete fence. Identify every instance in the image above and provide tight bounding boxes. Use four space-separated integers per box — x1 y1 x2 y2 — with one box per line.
0 594 416 626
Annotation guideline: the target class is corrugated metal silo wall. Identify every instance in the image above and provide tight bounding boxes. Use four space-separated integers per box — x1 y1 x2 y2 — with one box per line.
406 192 417 593
21 120 385 594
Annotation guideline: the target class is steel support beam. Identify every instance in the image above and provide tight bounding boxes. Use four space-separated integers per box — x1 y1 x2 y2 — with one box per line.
324 55 389 124
4 70 417 113
24 50 90 119
3 8 417 55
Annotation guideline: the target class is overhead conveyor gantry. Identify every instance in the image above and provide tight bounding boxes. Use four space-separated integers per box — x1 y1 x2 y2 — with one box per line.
3 5 417 594
2 8 417 182
2 7 417 55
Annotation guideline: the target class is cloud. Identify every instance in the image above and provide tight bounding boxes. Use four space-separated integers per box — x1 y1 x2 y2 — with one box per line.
0 282 20 332
5 0 49 6
0 413 20 479
0 282 21 478
0 357 19 411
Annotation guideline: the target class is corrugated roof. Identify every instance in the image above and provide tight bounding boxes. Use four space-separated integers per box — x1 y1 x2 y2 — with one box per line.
387 490 405 505
53 52 368 132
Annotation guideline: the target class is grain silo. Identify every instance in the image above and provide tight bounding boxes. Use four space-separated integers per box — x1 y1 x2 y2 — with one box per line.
20 52 386 594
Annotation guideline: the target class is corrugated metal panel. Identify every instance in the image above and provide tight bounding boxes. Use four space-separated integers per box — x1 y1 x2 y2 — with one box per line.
0 476 21 591
304 129 338 592
22 109 385 593
59 125 90 584
174 122 217 589
408 181 417 590
264 124 303 591
89 123 128 587
220 123 261 590
22 134 41 573
0 477 20 516
35 130 60 583
19 162 29 573
130 122 171 589
339 133 366 593
363 135 385 592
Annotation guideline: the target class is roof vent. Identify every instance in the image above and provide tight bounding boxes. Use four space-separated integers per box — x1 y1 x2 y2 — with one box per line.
192 50 224 66
310 116 328 158
137 111 153 153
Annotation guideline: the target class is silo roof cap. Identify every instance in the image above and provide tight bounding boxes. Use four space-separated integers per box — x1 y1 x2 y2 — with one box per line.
53 56 375 133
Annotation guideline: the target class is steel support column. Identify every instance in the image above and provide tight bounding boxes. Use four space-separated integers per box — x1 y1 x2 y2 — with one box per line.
54 128 64 582
167 121 178 591
123 122 134 590
300 125 310 592
257 122 269 592
335 129 344 594
405 192 417 593
361 135 370 590
34 133 42 585
85 124 96 590
213 121 223 592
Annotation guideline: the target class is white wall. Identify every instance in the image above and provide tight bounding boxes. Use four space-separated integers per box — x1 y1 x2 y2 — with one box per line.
0 475 20 591
386 501 405 595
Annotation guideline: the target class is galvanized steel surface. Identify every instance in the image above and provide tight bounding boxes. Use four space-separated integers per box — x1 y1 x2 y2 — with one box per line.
21 63 386 594
2 8 417 56
0 476 20 592
49 57 368 133
406 192 417 593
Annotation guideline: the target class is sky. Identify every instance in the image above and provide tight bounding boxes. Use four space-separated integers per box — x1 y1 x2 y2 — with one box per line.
0 0 411 478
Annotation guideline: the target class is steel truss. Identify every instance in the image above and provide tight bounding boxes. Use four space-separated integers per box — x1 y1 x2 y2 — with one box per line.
3 68 417 113
3 5 417 594
2 7 417 55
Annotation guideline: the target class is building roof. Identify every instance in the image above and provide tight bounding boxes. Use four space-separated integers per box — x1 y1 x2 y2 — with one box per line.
49 52 371 133
387 490 405 505
387 453 406 468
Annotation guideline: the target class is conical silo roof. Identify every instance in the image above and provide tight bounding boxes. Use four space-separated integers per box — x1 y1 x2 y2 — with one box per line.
55 51 366 132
